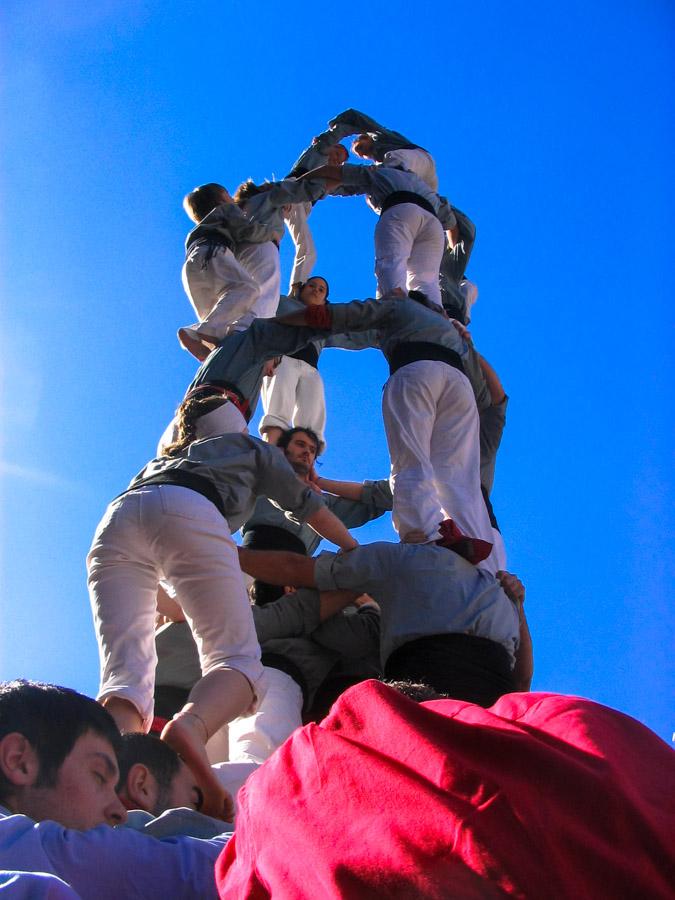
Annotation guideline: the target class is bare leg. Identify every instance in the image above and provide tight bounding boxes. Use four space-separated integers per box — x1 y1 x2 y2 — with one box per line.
260 426 283 445
162 668 254 821
102 697 143 734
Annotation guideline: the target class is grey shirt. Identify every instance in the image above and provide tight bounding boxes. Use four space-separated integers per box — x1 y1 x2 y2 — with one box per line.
184 202 277 253
334 163 450 224
314 542 520 667
480 395 508 495
319 295 491 410
440 205 477 308
240 178 327 233
243 479 393 555
328 108 423 158
287 122 355 177
129 434 324 532
187 317 329 413
156 593 380 709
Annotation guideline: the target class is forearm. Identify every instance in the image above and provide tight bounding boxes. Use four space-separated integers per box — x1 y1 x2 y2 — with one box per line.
296 164 343 185
478 355 506 405
513 604 533 691
316 477 363 501
318 589 362 620
238 548 317 587
306 505 358 551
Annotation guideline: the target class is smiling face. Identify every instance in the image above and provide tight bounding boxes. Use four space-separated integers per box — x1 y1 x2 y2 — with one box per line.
284 431 319 476
18 730 127 830
299 277 329 307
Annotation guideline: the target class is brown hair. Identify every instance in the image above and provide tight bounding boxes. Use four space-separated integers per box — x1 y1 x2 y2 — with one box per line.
233 179 274 206
163 392 229 457
183 183 228 223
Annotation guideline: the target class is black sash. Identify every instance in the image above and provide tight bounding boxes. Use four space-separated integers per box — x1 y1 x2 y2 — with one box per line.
117 469 227 519
388 341 464 376
381 191 436 218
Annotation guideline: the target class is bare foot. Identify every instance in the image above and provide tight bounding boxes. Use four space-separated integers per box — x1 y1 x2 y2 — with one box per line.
102 696 143 733
162 714 234 821
177 328 212 362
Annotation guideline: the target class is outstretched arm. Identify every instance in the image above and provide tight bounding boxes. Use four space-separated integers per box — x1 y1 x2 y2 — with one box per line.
305 505 358 551
497 571 533 691
313 475 365 501
238 548 318 587
479 355 506 405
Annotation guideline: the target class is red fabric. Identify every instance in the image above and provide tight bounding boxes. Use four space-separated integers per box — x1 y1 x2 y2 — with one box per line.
437 517 493 564
304 305 333 330
217 681 675 899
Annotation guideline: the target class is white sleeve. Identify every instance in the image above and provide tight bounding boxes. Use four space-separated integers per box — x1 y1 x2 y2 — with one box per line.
284 201 317 289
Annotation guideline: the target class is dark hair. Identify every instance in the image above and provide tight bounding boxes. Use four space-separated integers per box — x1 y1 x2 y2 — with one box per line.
183 183 228 223
277 426 321 457
248 580 285 607
382 680 450 703
300 276 330 300
233 179 274 206
117 733 181 811
0 681 121 802
163 392 229 458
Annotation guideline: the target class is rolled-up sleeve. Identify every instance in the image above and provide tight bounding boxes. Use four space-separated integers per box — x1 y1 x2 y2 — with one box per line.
314 545 393 593
329 298 393 334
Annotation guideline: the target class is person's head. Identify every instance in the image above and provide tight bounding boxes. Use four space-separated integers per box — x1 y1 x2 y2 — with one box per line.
325 144 348 167
277 427 320 475
116 733 203 816
248 580 286 608
233 179 274 206
351 134 375 160
163 390 244 458
298 276 329 308
183 183 232 224
0 680 126 830
382 681 450 703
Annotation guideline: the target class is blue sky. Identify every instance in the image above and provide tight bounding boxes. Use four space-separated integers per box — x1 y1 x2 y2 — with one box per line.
1 1 673 741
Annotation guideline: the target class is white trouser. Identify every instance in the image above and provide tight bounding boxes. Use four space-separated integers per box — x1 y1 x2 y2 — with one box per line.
284 201 317 289
260 357 327 448
234 242 281 327
181 244 260 339
212 761 259 816
482 527 507 577
382 359 494 548
87 485 263 729
374 204 444 307
227 666 303 764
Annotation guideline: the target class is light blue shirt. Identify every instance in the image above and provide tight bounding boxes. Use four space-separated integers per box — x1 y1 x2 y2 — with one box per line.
314 542 519 667
0 805 229 900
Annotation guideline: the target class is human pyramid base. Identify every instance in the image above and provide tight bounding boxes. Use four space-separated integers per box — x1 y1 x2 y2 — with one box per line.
1 110 672 900
87 106 525 818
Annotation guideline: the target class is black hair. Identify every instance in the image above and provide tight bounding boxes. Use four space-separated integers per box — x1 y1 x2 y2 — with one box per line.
116 733 182 812
249 580 286 607
0 680 121 802
277 426 321 456
382 680 451 703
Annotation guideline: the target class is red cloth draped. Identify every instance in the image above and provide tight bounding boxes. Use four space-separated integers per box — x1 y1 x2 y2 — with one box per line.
217 681 675 899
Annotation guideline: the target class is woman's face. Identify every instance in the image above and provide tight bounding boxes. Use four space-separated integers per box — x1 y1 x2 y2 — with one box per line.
300 278 329 306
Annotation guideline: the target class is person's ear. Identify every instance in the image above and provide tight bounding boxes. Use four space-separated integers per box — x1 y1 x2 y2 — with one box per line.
0 733 40 787
119 763 157 810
